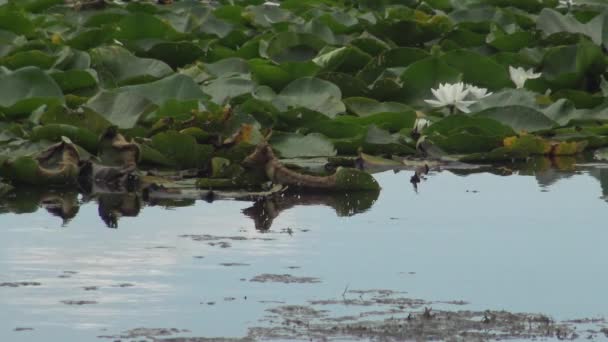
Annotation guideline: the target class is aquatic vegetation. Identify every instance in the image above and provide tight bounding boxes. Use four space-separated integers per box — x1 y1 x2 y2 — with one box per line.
424 82 477 114
508 66 542 89
2 0 608 192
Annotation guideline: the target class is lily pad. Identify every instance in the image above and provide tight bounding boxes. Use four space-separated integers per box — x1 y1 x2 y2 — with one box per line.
0 138 80 186
90 45 173 87
475 106 556 132
150 131 213 169
343 97 410 117
270 132 337 158
273 77 345 118
0 66 64 118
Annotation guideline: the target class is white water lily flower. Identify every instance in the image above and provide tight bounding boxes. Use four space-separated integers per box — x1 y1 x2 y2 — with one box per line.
263 1 280 6
465 84 492 100
509 66 541 89
424 82 477 114
413 118 431 134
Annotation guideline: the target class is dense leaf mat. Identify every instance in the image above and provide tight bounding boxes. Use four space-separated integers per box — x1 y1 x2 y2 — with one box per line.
2 0 608 190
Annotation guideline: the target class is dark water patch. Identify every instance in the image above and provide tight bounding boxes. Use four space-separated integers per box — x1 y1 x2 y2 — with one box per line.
112 283 134 288
99 327 190 340
0 282 41 288
14 327 34 332
250 274 321 284
247 307 585 341
209 241 231 248
60 300 97 305
180 234 274 242
219 263 250 267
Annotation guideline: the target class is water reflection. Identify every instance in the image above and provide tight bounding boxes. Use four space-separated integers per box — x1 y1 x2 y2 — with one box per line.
242 190 380 231
2 156 608 228
0 186 380 230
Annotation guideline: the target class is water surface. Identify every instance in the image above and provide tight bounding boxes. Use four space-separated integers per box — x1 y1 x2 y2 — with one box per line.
1 163 608 341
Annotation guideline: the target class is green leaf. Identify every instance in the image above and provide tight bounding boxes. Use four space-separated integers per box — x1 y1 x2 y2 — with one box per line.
426 115 515 153
313 46 372 73
537 9 608 48
0 8 34 36
50 69 98 92
487 27 535 52
150 131 213 169
337 111 417 132
400 57 461 106
263 32 326 63
541 41 605 90
334 167 380 191
475 105 556 132
202 76 254 104
362 125 415 155
0 50 56 70
141 41 205 68
86 91 153 129
344 97 410 117
39 105 111 134
358 47 429 84
318 72 370 98
249 59 292 91
273 77 345 118
0 140 80 186
113 13 181 41
440 49 512 90
30 124 98 153
205 57 250 77
0 66 64 118
270 132 337 158
90 45 173 87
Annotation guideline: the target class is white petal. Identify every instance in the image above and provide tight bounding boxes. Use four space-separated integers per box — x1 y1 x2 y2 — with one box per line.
455 103 472 113
430 88 445 104
459 88 471 101
437 84 451 103
424 99 446 107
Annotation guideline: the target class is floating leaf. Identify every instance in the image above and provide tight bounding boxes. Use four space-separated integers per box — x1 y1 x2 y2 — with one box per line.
426 115 515 154
90 45 173 87
400 57 461 106
0 139 80 185
270 132 337 158
475 106 556 132
0 66 64 118
344 97 410 117
273 77 345 118
202 76 254 104
30 124 98 153
150 131 213 169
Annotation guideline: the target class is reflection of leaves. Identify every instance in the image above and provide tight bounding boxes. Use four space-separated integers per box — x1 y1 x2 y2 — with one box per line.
0 187 79 225
589 168 608 201
97 193 141 229
40 191 80 225
242 190 379 231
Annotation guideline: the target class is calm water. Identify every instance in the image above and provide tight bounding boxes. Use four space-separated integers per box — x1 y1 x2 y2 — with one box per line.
1 163 608 341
